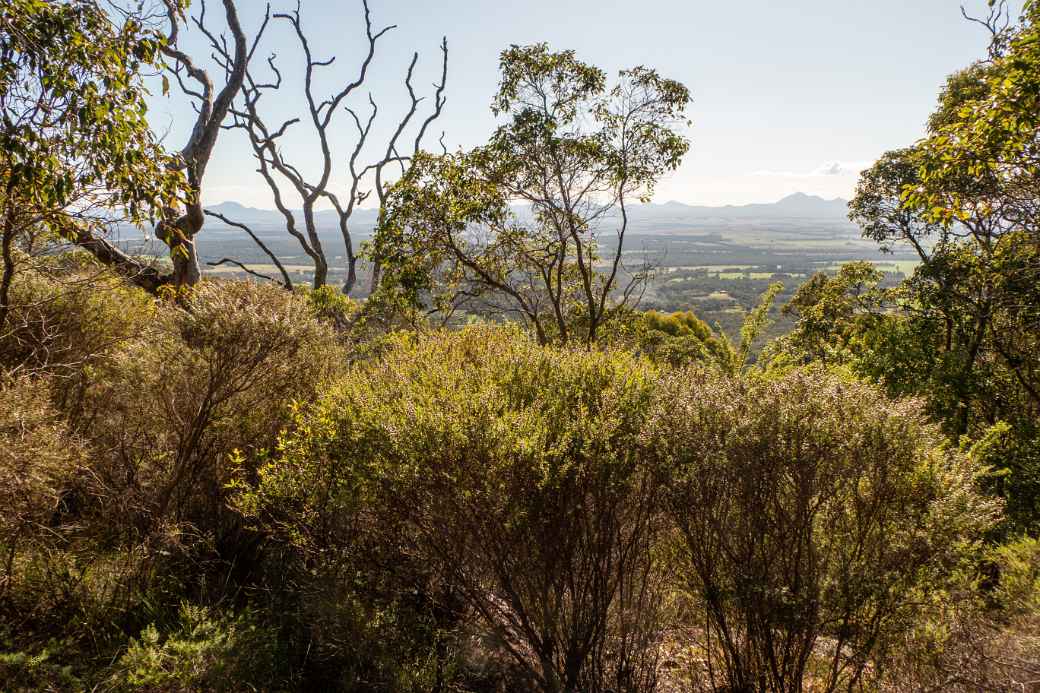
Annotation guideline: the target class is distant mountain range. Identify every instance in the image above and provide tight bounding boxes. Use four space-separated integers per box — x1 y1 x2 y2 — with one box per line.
205 200 379 228
204 193 852 233
638 192 850 220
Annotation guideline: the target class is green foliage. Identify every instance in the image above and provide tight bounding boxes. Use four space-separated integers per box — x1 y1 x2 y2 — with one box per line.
729 279 783 371
77 280 343 535
971 421 1040 538
644 367 1000 692
831 2 1040 538
237 326 665 692
621 281 783 373
0 264 155 378
0 278 347 687
0 270 1028 690
0 376 82 601
0 646 83 693
992 535 1040 616
847 8 1040 435
300 283 361 330
626 308 731 367
905 2 1040 227
776 262 884 364
0 0 182 228
2 8 1037 689
112 603 285 692
371 44 690 345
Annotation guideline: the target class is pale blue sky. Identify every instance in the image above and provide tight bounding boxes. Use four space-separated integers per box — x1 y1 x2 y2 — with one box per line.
149 0 1016 208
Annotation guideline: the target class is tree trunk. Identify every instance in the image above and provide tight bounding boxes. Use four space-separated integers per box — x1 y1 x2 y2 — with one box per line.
342 255 357 295
172 236 202 287
369 259 382 296
0 211 16 337
311 257 328 290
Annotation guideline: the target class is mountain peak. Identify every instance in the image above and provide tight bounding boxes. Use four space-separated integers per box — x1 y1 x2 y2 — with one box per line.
773 192 848 211
777 192 843 204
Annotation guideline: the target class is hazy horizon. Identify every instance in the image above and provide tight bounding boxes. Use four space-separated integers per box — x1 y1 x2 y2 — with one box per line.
207 190 851 213
147 0 1023 209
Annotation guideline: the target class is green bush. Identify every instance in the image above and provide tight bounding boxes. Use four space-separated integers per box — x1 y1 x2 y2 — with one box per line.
0 267 154 411
78 279 344 533
1 280 348 684
236 326 666 692
0 275 1026 692
971 421 1040 538
993 536 1040 617
0 375 92 657
0 647 84 693
0 375 83 578
111 602 285 692
643 368 1000 692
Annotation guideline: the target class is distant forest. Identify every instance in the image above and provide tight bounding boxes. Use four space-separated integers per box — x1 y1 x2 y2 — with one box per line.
0 1 1038 691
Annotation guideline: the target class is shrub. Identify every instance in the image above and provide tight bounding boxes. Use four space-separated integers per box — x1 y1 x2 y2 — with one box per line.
1 280 346 676
606 308 730 369
970 421 1040 538
643 368 1000 692
79 280 344 533
0 647 84 693
0 374 91 646
299 284 361 331
880 537 1040 692
993 536 1040 617
0 267 154 410
0 376 83 598
236 326 666 692
110 602 285 692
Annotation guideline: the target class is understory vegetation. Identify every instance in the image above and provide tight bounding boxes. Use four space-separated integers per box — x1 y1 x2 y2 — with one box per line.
0 278 1026 692
1 0 1039 691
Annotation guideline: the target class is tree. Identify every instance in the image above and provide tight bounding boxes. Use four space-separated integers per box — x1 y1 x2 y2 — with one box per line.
616 282 784 373
59 0 251 291
847 1 1040 436
372 44 690 344
0 0 252 296
774 262 886 366
215 0 448 294
0 0 183 332
777 0 1040 557
150 0 249 288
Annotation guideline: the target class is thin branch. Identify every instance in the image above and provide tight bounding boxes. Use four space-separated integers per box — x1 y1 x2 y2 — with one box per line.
204 210 293 289
206 258 277 283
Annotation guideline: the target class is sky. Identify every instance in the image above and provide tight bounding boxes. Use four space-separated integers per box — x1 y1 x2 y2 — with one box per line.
148 0 1018 209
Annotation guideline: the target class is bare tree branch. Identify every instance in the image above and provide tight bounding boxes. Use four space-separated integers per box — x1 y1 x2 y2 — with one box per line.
206 258 277 283
204 210 293 289
223 1 448 295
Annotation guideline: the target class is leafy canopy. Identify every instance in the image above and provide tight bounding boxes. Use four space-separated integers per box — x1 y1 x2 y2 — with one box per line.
0 0 183 229
370 43 691 344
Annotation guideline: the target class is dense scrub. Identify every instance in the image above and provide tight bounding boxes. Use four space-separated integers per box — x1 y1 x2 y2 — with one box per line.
0 275 346 691
1 276 1030 691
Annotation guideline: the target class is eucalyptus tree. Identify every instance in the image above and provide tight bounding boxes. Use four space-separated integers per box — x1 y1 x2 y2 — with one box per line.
3 0 251 294
211 1 448 294
846 0 1040 436
152 0 249 288
780 2 1040 534
372 44 690 344
0 0 183 333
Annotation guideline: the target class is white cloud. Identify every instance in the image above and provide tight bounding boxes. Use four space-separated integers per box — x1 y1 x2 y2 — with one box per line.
752 160 871 178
